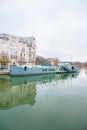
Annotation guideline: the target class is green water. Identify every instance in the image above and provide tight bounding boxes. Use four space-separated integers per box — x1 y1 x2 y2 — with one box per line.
0 69 87 130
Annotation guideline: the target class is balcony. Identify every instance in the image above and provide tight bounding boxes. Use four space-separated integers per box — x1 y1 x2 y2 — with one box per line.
27 43 32 47
19 38 24 42
19 38 28 44
0 33 9 41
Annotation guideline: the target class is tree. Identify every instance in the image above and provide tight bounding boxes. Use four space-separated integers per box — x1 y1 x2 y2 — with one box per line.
0 58 9 65
53 58 60 65
36 55 50 65
0 57 10 69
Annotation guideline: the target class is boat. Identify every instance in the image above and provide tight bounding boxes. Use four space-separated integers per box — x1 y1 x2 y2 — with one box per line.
10 64 57 76
56 62 79 73
10 62 78 76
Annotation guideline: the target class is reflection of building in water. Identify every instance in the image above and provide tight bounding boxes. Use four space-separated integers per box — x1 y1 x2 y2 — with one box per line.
0 79 36 110
10 74 56 86
0 75 56 110
0 73 79 110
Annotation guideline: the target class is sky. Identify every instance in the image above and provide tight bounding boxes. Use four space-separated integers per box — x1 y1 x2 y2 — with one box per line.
0 0 87 62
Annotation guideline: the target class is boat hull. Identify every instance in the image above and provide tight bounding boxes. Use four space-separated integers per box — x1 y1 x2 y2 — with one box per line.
10 64 78 76
10 65 56 76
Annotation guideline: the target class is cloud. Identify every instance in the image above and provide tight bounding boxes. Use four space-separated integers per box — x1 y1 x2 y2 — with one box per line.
0 0 87 62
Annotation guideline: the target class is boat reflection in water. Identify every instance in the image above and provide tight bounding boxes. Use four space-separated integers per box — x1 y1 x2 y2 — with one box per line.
0 73 78 110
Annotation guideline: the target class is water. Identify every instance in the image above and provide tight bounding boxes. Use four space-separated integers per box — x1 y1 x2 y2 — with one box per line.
0 69 87 130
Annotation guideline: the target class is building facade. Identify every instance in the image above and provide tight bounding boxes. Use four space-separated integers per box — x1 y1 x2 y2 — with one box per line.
0 33 36 67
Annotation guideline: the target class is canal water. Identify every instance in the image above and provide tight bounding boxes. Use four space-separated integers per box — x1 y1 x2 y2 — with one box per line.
0 69 87 130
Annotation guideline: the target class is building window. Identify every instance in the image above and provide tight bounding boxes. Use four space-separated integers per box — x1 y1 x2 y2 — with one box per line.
11 47 17 55
29 54 31 57
26 39 28 42
12 36 16 42
2 56 7 59
21 48 25 53
11 55 17 59
30 43 32 47
21 38 23 41
2 42 7 50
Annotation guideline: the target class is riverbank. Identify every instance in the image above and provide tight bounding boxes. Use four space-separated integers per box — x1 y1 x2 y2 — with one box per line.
0 69 9 75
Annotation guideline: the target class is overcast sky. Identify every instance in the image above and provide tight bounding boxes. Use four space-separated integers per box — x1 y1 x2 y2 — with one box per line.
0 0 87 62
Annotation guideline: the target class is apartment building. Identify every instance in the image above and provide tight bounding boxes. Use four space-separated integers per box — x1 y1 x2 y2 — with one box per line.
0 33 36 67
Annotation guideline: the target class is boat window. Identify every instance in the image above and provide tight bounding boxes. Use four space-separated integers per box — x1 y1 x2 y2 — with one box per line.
45 69 47 71
72 66 74 70
24 66 27 71
13 62 15 65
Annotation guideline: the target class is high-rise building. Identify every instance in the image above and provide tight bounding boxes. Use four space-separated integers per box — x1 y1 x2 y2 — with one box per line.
0 33 36 67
